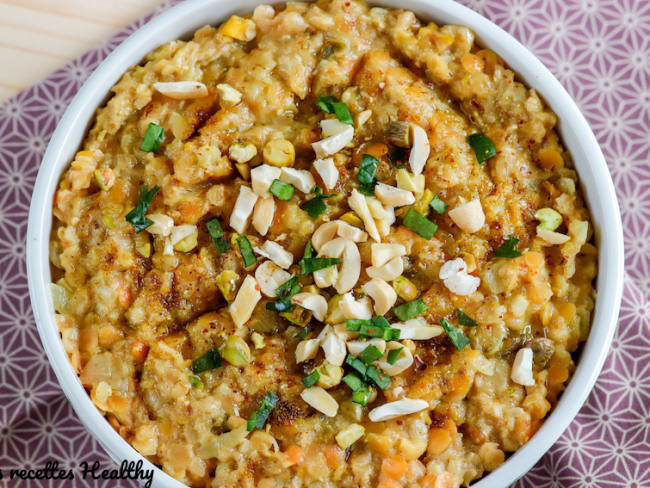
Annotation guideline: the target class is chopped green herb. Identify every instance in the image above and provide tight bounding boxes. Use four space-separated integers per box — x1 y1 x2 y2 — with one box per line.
440 318 470 350
301 187 337 219
371 316 390 328
302 370 320 388
345 354 368 378
392 298 428 321
267 276 302 313
140 122 164 153
303 241 313 259
387 347 404 365
294 325 310 339
315 95 353 125
299 257 341 275
358 154 379 195
269 179 295 200
342 373 365 392
366 365 391 390
266 300 292 312
188 375 203 389
457 309 478 327
468 133 496 164
205 217 229 253
430 194 448 215
493 236 522 258
358 323 400 340
346 319 366 331
125 185 161 233
236 235 257 267
358 345 383 365
352 388 373 406
402 208 438 239
247 391 279 431
191 347 222 374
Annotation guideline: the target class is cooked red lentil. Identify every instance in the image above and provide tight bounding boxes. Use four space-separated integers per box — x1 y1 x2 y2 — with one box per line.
49 1 597 487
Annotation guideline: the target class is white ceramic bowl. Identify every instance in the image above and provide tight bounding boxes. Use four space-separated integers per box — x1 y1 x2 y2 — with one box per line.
26 0 624 486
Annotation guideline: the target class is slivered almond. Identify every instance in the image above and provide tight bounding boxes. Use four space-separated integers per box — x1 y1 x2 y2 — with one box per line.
340 293 372 320
170 225 196 245
349 190 380 242
408 123 430 175
230 186 258 233
336 221 368 243
312 125 354 159
321 328 347 366
255 260 291 297
448 199 485 234
511 347 535 386
296 338 320 363
254 241 293 269
153 81 208 99
251 164 281 198
347 339 386 356
313 157 339 190
301 387 339 417
371 243 406 267
362 278 397 316
146 214 174 236
537 229 570 245
392 318 444 340
368 398 428 422
252 197 275 236
366 256 403 281
375 183 415 207
292 293 328 321
229 275 261 328
312 221 339 252
280 167 315 193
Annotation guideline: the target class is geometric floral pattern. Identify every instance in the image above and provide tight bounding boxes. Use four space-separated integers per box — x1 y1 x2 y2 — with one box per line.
0 0 648 486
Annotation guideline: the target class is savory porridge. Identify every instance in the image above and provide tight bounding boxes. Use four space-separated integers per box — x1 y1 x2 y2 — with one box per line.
49 1 597 487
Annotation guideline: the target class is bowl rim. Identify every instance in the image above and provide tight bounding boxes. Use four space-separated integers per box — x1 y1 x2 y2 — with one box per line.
26 0 624 487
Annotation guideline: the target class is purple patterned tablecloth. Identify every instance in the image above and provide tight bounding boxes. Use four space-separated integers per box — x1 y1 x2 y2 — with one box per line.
0 0 648 486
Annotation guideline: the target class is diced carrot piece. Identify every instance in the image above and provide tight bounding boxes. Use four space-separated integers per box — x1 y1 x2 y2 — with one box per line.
366 142 389 159
381 456 407 480
523 251 544 273
376 480 400 488
284 445 303 466
132 340 150 364
323 445 343 469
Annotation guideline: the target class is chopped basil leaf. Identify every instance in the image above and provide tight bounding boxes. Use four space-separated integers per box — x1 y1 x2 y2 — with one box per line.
403 208 438 239
358 154 379 195
191 347 222 374
302 370 320 388
388 147 406 168
457 309 478 327
386 347 403 365
140 123 164 153
299 257 341 275
301 187 337 219
342 373 365 392
345 354 367 377
276 276 302 299
315 95 353 125
269 179 295 200
358 345 383 365
236 235 257 267
392 298 427 321
266 300 292 312
440 318 470 350
493 236 522 258
430 194 448 215
125 185 161 233
366 365 391 390
294 325 309 339
247 391 279 431
188 375 203 388
468 133 496 164
352 388 373 406
205 217 230 253
303 241 313 259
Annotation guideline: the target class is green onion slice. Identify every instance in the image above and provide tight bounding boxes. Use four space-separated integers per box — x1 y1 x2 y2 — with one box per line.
392 298 427 322
302 370 320 388
358 345 383 365
315 95 353 125
440 318 470 351
191 347 222 374
205 217 230 253
468 133 496 164
352 388 372 406
140 122 164 153
236 235 257 267
430 194 448 215
342 373 365 392
493 236 522 258
247 391 279 431
269 179 295 200
386 347 404 365
402 208 437 239
457 309 478 327
125 185 161 233
299 257 341 275
366 365 391 390
345 354 368 378
188 375 203 389
294 325 309 339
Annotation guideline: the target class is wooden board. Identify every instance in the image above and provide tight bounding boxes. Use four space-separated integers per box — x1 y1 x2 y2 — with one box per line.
0 0 165 102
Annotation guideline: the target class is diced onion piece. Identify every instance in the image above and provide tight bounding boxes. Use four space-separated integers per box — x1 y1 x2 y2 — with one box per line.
408 124 430 175
216 83 243 107
255 260 291 297
340 293 372 320
292 293 328 321
254 241 293 269
301 387 339 417
280 167 316 194
146 214 174 236
537 229 571 245
439 257 480 296
170 224 197 245
320 119 350 137
229 275 261 328
375 183 415 207
392 317 444 340
349 190 380 242
362 278 397 316
368 398 429 422
366 256 403 281
313 157 339 190
153 81 208 99
296 338 320 363
312 125 354 159
252 197 275 236
230 186 258 233
511 347 535 386
376 341 414 375
251 164 282 198
371 243 406 267
448 199 485 234
321 329 347 366
347 338 386 356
